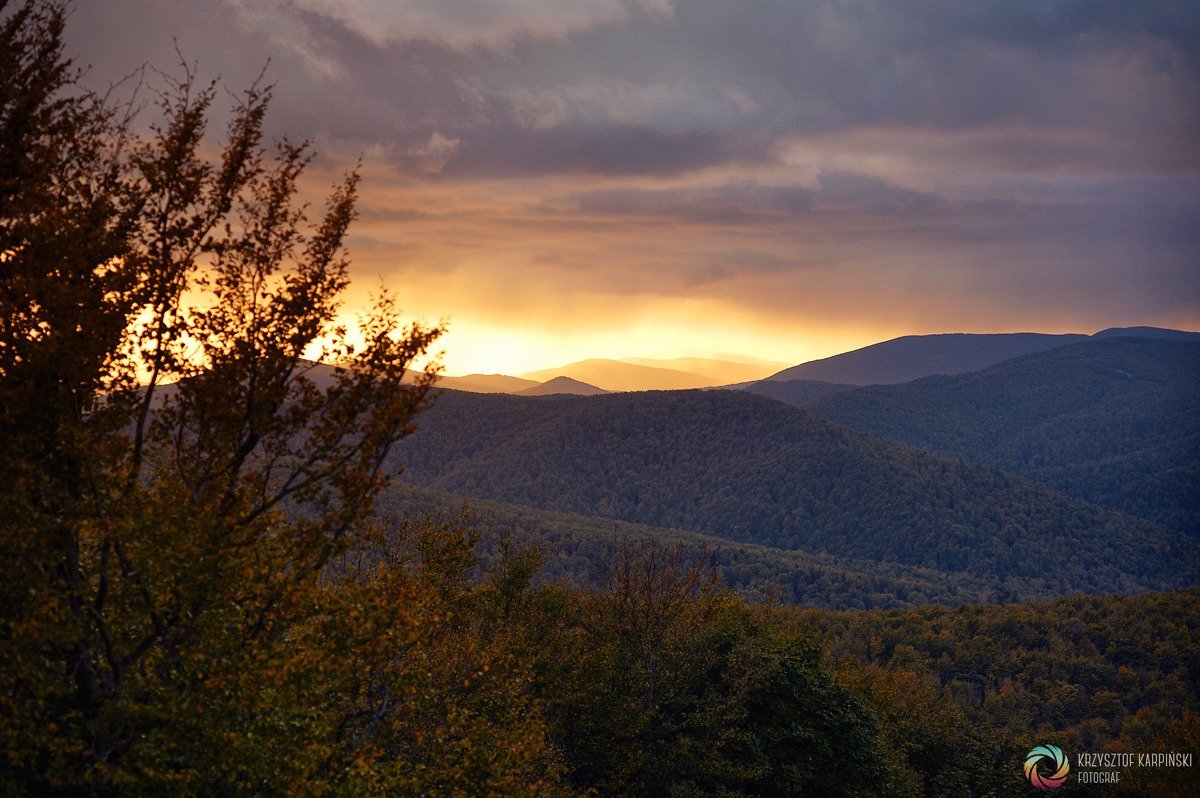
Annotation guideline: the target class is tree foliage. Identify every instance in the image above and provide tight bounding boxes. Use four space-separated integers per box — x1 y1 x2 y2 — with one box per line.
0 2 567 792
802 589 1200 772
381 483 1137 609
509 542 889 797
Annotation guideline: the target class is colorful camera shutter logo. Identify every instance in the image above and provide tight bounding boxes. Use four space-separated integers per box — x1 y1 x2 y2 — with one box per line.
1025 744 1070 790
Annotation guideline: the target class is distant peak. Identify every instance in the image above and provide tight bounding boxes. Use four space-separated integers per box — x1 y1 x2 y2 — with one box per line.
518 376 609 396
1091 326 1200 341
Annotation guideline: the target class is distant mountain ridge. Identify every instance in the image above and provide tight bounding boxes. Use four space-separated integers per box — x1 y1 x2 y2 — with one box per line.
800 337 1200 534
1093 326 1200 341
619 356 788 385
395 389 1198 595
520 358 710 391
763 327 1199 386
764 332 1089 385
425 327 1197 395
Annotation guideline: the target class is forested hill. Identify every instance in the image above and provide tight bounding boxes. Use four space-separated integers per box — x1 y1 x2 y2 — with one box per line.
801 337 1200 535
742 377 853 405
377 484 1085 609
395 388 1199 595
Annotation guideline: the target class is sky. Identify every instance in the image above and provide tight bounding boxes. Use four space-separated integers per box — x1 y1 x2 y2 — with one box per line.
63 0 1200 375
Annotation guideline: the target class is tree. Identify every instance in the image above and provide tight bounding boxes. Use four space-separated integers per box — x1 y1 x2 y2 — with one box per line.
530 541 888 797
834 661 1013 798
0 2 566 792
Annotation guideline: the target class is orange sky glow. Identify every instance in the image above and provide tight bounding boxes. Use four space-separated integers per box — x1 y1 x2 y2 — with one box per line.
65 1 1200 377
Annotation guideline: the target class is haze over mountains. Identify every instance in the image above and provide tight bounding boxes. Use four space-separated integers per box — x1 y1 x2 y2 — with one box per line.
436 327 1197 395
517 355 787 392
435 373 540 393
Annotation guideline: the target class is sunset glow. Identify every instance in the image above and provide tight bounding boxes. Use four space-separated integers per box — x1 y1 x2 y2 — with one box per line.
67 1 1200 376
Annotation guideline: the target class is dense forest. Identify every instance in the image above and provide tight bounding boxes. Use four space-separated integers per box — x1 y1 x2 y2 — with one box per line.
786 337 1200 535
395 388 1198 594
797 590 1200 797
381 484 1068 609
799 589 1200 756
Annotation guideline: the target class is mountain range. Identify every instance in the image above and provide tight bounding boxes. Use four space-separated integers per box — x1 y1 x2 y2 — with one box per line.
432 327 1198 396
364 325 1200 607
763 332 1090 385
761 327 1199 386
757 336 1200 535
518 376 607 396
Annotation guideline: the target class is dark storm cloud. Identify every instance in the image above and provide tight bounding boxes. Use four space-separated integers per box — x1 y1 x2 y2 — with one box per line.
552 172 945 224
58 0 1200 350
64 0 1200 175
559 181 813 223
436 124 775 177
903 0 1200 61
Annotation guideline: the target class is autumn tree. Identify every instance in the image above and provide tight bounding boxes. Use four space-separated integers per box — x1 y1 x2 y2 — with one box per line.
0 2 565 793
526 541 888 797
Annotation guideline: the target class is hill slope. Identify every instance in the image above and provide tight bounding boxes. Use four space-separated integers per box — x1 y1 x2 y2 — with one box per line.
803 337 1200 534
396 389 1198 594
742 378 853 405
766 332 1089 385
376 485 1072 609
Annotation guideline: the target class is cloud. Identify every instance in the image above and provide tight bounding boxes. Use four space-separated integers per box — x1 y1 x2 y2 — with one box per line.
503 78 758 129
405 132 462 173
548 172 945 224
223 0 673 51
71 0 1200 176
437 124 776 177
61 0 1200 373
